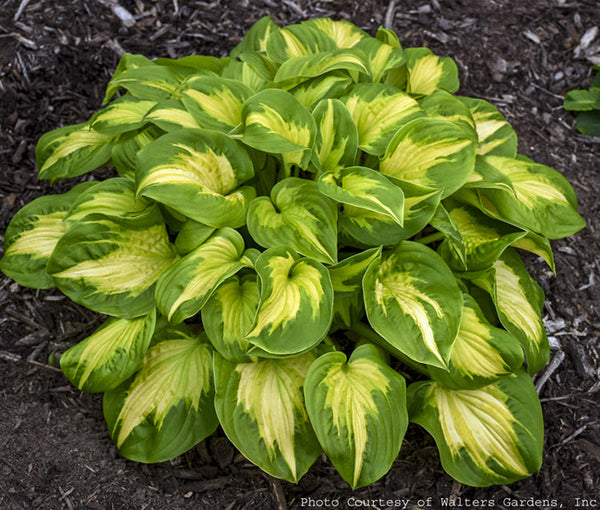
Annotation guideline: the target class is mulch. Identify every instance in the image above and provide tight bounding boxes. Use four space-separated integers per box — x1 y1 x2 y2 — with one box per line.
1 1 599 509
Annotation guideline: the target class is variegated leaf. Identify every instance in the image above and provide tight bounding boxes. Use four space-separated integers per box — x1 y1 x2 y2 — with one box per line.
0 182 94 289
428 203 467 270
181 75 254 132
471 248 549 374
272 49 368 90
329 248 382 294
404 47 459 96
511 231 555 273
363 241 463 369
289 72 352 109
266 20 337 64
145 99 202 131
331 291 365 331
36 122 114 183
247 178 338 264
311 98 358 174
306 17 368 49
342 83 424 155
221 59 270 92
467 155 585 239
105 64 183 102
64 177 155 225
230 15 280 58
213 352 321 482
245 247 333 356
154 54 229 76
241 89 316 169
340 179 442 247
237 50 278 84
304 344 408 488
155 228 255 324
375 27 403 49
354 36 406 83
463 154 516 193
103 53 155 104
437 198 526 271
111 126 162 180
202 274 260 362
407 371 544 486
318 166 404 225
380 117 477 197
458 97 517 157
427 294 524 389
419 90 477 138
90 96 157 136
47 209 176 318
136 128 255 228
61 310 156 392
103 332 217 463
174 219 215 255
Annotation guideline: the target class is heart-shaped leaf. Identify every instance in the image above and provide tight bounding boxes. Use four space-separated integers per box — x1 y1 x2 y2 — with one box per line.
318 166 404 225
104 332 217 463
202 274 260 362
304 344 408 488
247 177 338 264
363 241 463 369
61 310 156 392
0 182 95 289
48 209 176 318
136 128 255 228
213 352 321 482
380 117 477 198
155 228 255 324
245 247 333 356
407 370 543 487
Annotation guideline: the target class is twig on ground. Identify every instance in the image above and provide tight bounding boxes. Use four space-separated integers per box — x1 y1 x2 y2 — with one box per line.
577 271 595 291
0 350 22 362
265 475 289 510
0 350 62 372
535 349 566 394
384 0 397 30
13 0 31 22
27 359 62 373
559 423 591 446
282 0 305 17
0 32 37 50
105 38 127 57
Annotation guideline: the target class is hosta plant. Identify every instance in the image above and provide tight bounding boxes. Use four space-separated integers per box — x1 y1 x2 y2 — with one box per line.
1 17 585 489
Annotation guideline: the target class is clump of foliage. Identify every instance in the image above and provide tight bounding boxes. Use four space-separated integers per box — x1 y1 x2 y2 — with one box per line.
1 17 585 488
564 65 600 136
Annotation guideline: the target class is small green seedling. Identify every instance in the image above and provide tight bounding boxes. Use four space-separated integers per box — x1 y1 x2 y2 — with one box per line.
564 65 600 136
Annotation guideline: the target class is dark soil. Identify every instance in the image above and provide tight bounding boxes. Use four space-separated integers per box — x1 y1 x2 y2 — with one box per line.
1 1 599 509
